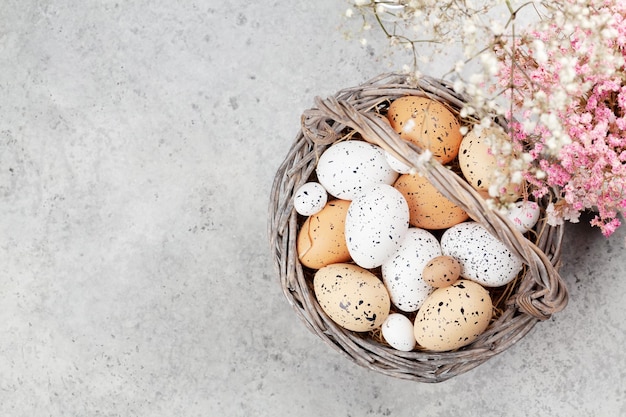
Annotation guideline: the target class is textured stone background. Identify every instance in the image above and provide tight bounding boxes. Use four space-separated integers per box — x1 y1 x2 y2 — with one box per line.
1 1 625 416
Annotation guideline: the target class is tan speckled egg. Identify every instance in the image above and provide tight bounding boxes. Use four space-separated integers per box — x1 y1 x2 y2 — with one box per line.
394 173 469 229
314 263 390 332
458 126 521 202
387 96 462 164
422 255 461 288
297 200 352 269
414 280 492 352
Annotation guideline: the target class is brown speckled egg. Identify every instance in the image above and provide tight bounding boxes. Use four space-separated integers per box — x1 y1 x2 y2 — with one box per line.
297 200 352 269
458 126 521 202
387 96 462 164
414 280 492 352
394 173 469 229
314 263 390 332
422 255 461 288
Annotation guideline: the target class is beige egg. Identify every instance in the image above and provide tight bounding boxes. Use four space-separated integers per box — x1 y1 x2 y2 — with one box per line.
387 96 462 164
297 199 352 269
458 126 521 201
422 255 461 288
414 280 492 351
314 263 390 332
394 173 469 229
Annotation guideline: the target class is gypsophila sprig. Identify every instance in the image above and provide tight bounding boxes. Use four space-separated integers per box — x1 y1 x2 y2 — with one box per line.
343 0 626 236
495 0 626 236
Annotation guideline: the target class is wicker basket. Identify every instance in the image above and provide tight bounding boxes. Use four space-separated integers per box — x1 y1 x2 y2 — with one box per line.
268 73 568 383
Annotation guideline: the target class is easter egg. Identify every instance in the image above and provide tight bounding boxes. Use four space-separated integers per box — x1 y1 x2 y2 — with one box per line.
394 173 469 229
414 280 492 351
440 221 524 287
387 96 463 164
381 228 441 312
345 184 410 269
314 263 390 332
316 140 398 200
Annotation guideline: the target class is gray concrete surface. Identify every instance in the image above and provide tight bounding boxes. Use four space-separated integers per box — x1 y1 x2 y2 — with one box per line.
1 1 625 416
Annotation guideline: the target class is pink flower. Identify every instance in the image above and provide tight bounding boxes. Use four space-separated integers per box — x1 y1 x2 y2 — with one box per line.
495 0 626 236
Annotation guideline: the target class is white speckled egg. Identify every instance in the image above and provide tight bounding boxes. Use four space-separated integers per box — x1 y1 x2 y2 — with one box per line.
314 263 390 332
382 228 441 312
414 280 492 351
381 313 416 351
345 184 410 269
316 140 399 200
384 150 412 174
440 222 524 287
505 200 541 233
293 182 328 216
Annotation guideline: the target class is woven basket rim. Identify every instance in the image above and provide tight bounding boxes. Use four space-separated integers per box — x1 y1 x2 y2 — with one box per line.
268 72 568 383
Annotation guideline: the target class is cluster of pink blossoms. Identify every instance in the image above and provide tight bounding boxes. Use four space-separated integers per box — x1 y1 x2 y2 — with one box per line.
498 0 626 236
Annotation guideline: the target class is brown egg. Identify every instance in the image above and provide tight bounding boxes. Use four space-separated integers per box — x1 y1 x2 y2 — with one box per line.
297 199 352 269
423 255 461 288
314 263 390 332
458 126 521 202
414 280 492 352
387 96 462 164
394 173 469 229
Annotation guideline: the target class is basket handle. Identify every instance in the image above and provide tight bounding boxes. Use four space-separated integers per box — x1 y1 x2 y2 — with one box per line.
303 94 568 320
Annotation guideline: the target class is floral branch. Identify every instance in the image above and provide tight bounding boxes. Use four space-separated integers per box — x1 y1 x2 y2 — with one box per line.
343 0 626 237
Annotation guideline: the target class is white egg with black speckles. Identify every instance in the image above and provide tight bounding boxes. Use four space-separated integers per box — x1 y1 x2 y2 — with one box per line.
382 313 416 351
345 184 410 269
293 182 328 216
505 200 541 233
440 221 524 287
316 140 399 200
382 228 441 312
384 150 413 174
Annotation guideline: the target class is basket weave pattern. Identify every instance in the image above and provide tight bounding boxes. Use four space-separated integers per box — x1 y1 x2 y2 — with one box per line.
269 73 568 382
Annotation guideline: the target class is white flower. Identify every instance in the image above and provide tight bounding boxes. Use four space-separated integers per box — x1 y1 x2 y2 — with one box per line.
345 8 354 18
523 119 537 133
532 39 548 64
480 52 498 75
545 203 564 226
453 79 465 94
490 20 504 36
535 169 546 180
488 184 500 198
459 107 468 118
417 149 432 164
510 171 523 184
479 117 492 129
